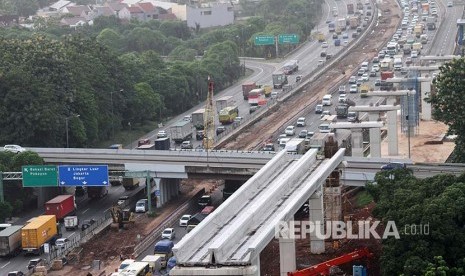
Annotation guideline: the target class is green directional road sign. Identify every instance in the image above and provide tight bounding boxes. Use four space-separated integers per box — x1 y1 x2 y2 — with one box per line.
22 165 58 187
254 35 275 46
278 34 300 44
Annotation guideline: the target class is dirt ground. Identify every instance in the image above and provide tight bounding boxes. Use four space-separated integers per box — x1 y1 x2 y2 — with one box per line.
48 179 217 276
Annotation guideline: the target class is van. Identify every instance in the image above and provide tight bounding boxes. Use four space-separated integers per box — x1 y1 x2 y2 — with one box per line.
361 61 369 71
296 117 306 127
135 199 148 213
322 94 332 106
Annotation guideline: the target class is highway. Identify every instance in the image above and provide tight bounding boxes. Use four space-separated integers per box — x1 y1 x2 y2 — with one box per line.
429 0 462 55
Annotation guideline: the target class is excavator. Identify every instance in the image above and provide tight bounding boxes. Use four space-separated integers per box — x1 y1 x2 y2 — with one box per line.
110 204 135 230
287 248 372 276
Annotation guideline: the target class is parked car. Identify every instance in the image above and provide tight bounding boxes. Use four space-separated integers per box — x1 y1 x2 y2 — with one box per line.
3 145 25 154
162 228 176 240
179 215 192 227
27 258 43 271
55 238 69 249
181 141 193 149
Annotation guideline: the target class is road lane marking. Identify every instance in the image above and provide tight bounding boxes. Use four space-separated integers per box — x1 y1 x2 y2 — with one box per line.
1 261 10 268
82 208 90 214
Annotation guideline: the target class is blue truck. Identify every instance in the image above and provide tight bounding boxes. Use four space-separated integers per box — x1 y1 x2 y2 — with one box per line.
154 239 174 268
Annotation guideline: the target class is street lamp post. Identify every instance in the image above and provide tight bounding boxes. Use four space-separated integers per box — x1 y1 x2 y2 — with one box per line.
66 114 80 148
110 89 123 138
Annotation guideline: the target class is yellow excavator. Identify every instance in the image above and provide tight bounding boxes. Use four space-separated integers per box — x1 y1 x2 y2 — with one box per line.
110 205 135 230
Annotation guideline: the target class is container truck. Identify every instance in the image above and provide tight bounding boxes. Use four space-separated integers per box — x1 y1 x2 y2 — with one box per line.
381 71 394 81
414 25 423 38
153 239 174 268
0 225 22 257
284 138 306 154
337 18 347 31
216 96 234 113
282 60 299 75
87 186 109 198
22 215 58 255
170 120 192 143
191 108 205 130
272 70 288 89
380 58 393 71
123 178 140 190
347 3 354 14
154 137 170 150
44 195 76 221
242 81 256 100
349 16 359 29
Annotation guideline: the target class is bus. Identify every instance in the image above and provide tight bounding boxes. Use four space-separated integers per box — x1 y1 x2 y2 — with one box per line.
386 42 398 57
219 106 239 124
248 88 264 106
120 261 152 276
272 71 288 89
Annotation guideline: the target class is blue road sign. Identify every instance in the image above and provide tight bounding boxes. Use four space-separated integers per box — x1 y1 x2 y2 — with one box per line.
155 190 161 196
58 165 109 186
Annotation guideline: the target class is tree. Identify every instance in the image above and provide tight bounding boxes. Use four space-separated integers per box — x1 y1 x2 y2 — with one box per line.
96 28 123 52
428 58 465 162
0 201 13 222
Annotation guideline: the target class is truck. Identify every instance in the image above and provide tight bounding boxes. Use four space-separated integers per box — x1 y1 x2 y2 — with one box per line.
242 81 256 100
337 18 347 32
414 25 423 38
412 42 422 54
45 195 76 221
284 138 306 154
141 255 162 272
136 144 155 150
393 55 403 71
64 216 79 230
169 120 192 143
154 137 170 150
308 133 329 150
427 17 436 30
216 96 235 113
381 71 394 81
123 178 140 190
0 225 22 257
356 1 363 10
87 186 109 198
328 22 335 33
347 3 354 14
359 84 371 97
153 239 174 268
282 60 299 75
191 108 205 130
420 34 428 44
336 104 350 118
22 215 58 255
349 16 359 29
380 57 393 71
403 43 412 55
421 2 430 12
272 70 288 89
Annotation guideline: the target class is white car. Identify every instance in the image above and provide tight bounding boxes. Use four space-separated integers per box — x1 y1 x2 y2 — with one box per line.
285 126 296 136
183 115 191 122
338 94 346 103
135 199 148 213
372 64 380 72
350 84 358 93
3 145 25 154
157 130 167 138
234 116 243 123
55 238 69 249
162 228 176 240
411 51 418 58
321 42 328 48
296 117 306 127
361 73 369 81
179 215 192 227
447 1 453 7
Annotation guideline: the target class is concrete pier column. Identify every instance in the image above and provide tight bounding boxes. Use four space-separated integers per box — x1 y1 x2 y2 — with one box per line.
384 99 399 156
368 114 381 157
421 81 432 120
309 190 325 254
153 178 161 208
250 255 260 276
279 227 296 276
351 128 364 157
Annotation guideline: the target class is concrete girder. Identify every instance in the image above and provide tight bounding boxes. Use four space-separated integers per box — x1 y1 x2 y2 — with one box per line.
348 105 400 112
386 77 432 83
329 122 384 129
367 90 416 97
419 55 461 61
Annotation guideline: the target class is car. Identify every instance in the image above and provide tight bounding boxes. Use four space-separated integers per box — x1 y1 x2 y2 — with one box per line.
322 94 332 106
156 130 167 138
318 59 325 67
378 51 385 59
234 116 243 123
167 256 177 270
277 133 287 143
381 162 406 170
3 145 25 154
285 126 296 136
216 126 226 135
55 238 69 249
181 141 193 149
332 33 338 39
196 130 204 140
349 76 357 84
306 131 315 139
338 94 346 103
315 104 323 114
27 258 43 270
326 54 333 60
298 130 308 138
338 85 346 94
7 272 24 276
271 91 279 99
350 84 358 93
372 64 380 71
320 51 327 57
135 199 148 213
411 51 418 58
321 110 331 117
249 105 260 114
295 75 302 82
296 117 306 127
162 228 176 240
263 143 275 151
342 33 349 39
81 219 96 231
179 214 192 227
361 73 369 81
447 1 452 7
321 42 328 48
369 69 377 77
352 32 359 38
117 195 129 206
198 195 212 206
343 40 349 46
356 78 363 86
357 68 366 76
183 115 191 122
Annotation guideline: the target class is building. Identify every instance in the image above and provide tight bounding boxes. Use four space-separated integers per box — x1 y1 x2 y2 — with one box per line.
186 2 234 28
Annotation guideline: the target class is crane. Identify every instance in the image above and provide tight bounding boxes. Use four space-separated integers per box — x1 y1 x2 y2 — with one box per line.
287 248 372 276
203 77 215 150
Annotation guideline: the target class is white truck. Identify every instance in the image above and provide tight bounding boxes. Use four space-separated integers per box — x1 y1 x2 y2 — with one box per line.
170 120 192 143
393 55 403 71
337 18 347 31
216 96 235 113
191 108 205 130
141 255 162 272
284 138 306 154
0 225 22 257
64 216 79 231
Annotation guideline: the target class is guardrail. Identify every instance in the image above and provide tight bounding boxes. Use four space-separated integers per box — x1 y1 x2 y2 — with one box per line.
132 189 205 257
